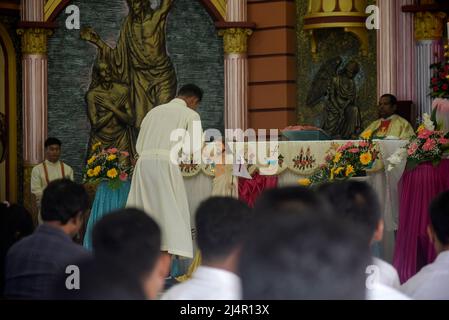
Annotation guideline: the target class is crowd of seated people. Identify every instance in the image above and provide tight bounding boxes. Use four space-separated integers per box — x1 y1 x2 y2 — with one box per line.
2 177 449 300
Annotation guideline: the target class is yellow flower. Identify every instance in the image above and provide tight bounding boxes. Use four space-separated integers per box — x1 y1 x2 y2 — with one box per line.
417 124 425 133
91 142 102 151
87 156 96 165
93 166 101 176
107 168 118 179
107 154 117 161
360 152 372 165
298 178 311 186
334 167 344 175
87 169 94 177
333 152 342 163
360 130 372 140
330 167 335 180
345 165 354 177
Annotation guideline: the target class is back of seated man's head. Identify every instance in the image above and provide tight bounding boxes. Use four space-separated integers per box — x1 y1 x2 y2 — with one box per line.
57 257 146 300
92 208 169 300
41 179 89 236
239 210 370 299
429 191 449 254
195 197 251 266
1 203 34 248
0 203 34 294
317 181 381 245
254 186 328 215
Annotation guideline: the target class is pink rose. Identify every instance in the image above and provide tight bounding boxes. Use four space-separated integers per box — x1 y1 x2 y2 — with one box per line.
359 141 369 148
120 151 129 157
418 129 433 139
438 138 449 145
422 139 437 151
119 172 128 181
338 141 354 152
407 143 419 156
348 148 360 153
107 148 118 154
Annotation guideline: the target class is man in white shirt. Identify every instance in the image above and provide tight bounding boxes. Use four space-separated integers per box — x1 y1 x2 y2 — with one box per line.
317 181 407 299
31 138 74 213
401 191 449 299
161 197 251 300
126 84 203 259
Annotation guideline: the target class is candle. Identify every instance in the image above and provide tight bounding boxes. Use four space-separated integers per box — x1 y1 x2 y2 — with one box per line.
447 21 449 41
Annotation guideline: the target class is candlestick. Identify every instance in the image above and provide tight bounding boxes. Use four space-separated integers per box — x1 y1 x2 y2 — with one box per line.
447 21 449 42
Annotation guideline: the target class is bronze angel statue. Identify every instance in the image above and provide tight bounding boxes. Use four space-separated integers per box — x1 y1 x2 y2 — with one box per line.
307 57 362 139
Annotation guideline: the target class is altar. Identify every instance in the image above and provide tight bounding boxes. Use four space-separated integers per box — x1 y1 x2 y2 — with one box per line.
181 139 409 263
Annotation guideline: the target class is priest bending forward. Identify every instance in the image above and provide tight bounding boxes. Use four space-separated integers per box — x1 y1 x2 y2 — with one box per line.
126 84 204 259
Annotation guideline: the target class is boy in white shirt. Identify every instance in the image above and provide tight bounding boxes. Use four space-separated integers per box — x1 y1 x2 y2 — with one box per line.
318 181 407 299
161 197 251 300
401 191 449 300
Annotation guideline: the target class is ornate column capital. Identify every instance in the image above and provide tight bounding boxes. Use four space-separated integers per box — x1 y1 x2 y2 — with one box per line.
218 28 253 54
414 11 447 41
17 28 53 55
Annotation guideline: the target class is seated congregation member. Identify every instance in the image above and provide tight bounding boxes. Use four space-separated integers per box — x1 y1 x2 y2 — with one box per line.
239 210 370 299
401 191 449 299
317 181 409 300
4 179 89 299
162 197 251 300
57 208 170 300
0 202 34 296
317 181 400 288
253 186 329 214
361 94 414 140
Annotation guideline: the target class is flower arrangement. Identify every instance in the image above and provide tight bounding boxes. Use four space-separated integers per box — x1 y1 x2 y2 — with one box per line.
299 130 378 186
387 113 449 171
430 45 449 99
83 142 133 189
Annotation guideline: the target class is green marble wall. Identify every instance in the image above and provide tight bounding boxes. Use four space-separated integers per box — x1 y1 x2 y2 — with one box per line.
47 0 224 182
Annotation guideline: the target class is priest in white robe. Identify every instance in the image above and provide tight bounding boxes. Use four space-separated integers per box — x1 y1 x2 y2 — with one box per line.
126 84 204 259
31 138 74 216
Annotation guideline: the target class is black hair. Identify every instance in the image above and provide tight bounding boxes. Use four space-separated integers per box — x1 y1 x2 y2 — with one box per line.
92 208 161 279
254 186 329 215
239 211 370 300
41 179 89 224
53 257 146 300
195 197 251 262
178 84 203 102
317 181 381 244
44 137 62 148
381 94 397 106
0 203 34 295
429 191 449 246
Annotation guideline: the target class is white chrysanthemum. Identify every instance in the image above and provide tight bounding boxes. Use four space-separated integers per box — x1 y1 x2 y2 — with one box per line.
386 148 407 171
423 113 435 131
